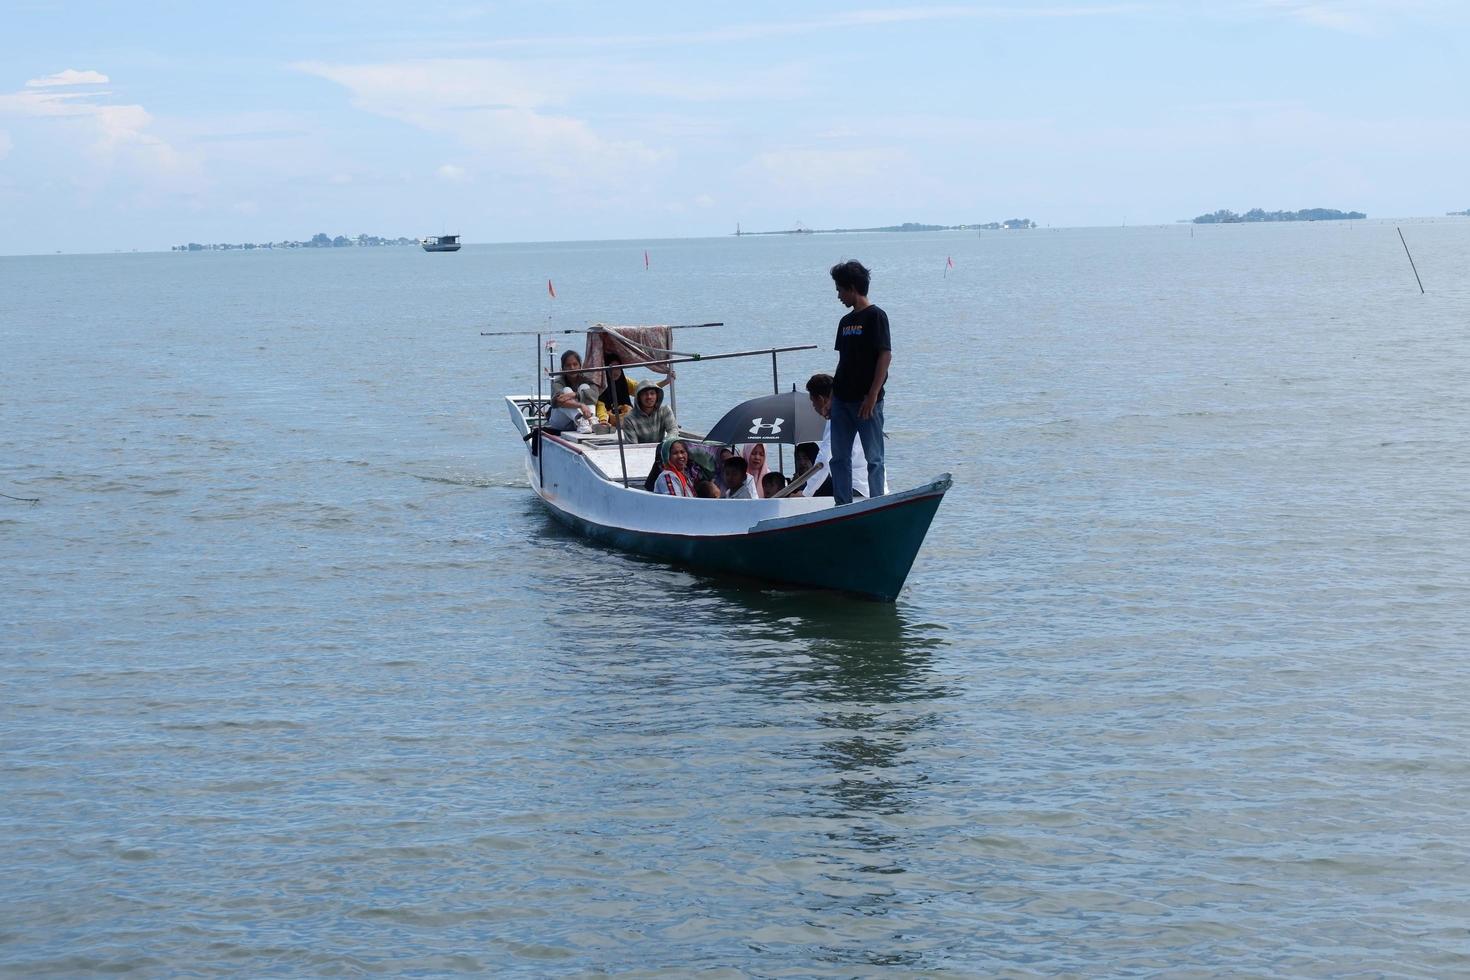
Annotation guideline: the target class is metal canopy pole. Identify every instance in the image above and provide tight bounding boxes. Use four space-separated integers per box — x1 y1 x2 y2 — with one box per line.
771 351 784 477
617 418 629 487
481 321 724 337
537 334 546 486
539 344 817 378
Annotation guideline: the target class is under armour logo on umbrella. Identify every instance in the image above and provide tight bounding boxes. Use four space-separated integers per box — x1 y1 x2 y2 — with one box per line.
748 417 785 436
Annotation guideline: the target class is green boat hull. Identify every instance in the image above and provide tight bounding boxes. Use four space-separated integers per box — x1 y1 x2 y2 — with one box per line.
541 476 950 601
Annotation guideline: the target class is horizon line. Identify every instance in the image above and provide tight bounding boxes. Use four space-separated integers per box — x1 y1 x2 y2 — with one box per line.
4 214 1467 259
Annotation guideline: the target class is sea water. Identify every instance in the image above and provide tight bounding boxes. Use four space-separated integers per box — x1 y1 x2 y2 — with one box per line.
3 221 1470 974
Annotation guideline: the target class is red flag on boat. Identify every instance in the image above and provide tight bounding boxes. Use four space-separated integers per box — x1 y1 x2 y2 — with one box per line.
547 278 556 298
947 256 954 269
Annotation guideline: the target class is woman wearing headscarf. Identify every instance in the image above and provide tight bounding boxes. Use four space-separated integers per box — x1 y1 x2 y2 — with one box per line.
597 354 676 425
597 354 636 423
741 443 769 497
650 438 695 496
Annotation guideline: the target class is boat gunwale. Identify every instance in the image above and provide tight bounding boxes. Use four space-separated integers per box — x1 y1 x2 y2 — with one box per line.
534 474 949 544
535 427 951 539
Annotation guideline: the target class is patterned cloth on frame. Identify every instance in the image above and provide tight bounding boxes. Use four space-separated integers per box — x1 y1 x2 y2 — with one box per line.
581 325 674 391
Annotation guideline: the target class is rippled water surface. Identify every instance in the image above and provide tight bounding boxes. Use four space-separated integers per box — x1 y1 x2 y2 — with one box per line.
4 222 1470 975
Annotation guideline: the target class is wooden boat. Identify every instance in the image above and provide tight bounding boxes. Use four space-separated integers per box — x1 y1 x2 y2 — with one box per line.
504 381 951 601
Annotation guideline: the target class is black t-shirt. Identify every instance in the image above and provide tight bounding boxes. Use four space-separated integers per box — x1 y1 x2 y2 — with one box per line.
833 304 892 402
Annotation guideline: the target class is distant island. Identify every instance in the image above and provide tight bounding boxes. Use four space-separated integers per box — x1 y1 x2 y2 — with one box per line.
739 219 1034 236
172 232 417 252
1191 208 1365 224
1448 209 1470 217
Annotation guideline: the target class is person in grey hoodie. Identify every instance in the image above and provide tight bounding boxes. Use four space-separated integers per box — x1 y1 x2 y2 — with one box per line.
615 380 677 443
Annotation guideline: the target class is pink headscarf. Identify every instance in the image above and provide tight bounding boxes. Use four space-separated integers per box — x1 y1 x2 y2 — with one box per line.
741 444 769 497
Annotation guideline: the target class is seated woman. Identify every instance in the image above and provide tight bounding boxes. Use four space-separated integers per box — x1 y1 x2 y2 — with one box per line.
596 354 675 425
741 443 770 497
650 438 696 496
546 350 599 432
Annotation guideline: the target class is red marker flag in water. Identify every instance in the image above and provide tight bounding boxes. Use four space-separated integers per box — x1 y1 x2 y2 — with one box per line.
944 256 954 277
644 250 650 270
547 278 556 298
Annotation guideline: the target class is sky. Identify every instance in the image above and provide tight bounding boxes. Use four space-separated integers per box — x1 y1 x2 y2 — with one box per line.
1 1 1466 254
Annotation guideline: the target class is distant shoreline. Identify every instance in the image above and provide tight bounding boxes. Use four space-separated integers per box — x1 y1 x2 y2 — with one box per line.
1191 208 1366 224
739 220 1035 236
12 214 1470 258
171 233 417 252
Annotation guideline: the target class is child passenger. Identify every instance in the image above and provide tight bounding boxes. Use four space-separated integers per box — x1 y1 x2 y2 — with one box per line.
721 456 757 499
695 480 722 498
761 472 788 497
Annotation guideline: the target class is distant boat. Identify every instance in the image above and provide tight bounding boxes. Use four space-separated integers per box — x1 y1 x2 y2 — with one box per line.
420 234 461 252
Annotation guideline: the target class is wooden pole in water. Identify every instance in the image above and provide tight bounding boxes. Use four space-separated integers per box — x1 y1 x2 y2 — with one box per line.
1397 226 1426 294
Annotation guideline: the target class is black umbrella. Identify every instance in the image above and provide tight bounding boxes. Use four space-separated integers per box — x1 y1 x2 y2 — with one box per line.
703 391 825 446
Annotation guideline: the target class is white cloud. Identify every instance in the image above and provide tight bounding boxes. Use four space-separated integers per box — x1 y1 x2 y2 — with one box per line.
26 69 110 88
296 59 667 186
436 163 467 181
296 58 565 112
1243 0 1466 33
744 147 914 195
0 75 202 197
446 5 1152 53
1255 0 1375 32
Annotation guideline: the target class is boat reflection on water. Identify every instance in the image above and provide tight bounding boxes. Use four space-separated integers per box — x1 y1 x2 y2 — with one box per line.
702 587 956 958
517 551 958 967
703 585 948 696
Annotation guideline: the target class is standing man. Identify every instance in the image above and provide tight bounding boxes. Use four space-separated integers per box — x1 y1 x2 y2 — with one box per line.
828 260 890 504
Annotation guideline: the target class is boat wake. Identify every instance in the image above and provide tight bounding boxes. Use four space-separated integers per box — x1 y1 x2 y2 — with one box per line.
411 473 528 490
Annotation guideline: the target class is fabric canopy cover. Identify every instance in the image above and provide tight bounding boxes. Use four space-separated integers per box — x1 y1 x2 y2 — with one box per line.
704 391 825 447
581 325 675 389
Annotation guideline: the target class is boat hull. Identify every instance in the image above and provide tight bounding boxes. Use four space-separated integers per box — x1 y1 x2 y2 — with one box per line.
539 481 947 601
513 400 949 601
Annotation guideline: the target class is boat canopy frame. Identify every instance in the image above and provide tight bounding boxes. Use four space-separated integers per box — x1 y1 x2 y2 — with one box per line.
486 321 816 489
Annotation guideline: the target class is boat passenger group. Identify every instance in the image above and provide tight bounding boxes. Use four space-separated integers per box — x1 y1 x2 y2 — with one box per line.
542 260 891 506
